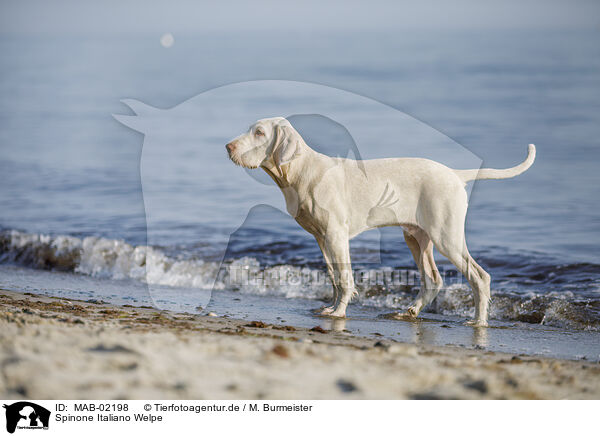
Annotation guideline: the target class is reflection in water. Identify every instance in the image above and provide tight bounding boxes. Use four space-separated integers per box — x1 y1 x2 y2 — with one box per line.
411 321 437 345
472 327 489 348
322 318 347 332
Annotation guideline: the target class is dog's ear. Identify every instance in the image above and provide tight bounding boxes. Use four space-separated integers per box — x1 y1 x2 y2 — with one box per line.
273 123 300 178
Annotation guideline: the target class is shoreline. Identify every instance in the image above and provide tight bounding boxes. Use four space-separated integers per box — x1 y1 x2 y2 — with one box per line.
0 289 598 399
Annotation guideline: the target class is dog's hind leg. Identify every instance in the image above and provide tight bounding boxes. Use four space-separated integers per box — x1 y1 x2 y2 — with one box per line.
402 228 444 318
434 233 491 327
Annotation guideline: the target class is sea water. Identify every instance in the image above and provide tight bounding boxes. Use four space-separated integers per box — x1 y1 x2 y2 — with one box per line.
1 30 599 358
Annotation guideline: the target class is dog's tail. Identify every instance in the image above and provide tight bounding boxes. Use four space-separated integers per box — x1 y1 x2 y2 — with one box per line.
454 144 536 183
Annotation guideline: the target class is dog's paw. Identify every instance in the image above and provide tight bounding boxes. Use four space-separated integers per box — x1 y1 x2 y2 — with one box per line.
319 306 335 315
380 306 420 320
406 306 420 318
464 319 489 327
378 311 414 320
328 308 347 318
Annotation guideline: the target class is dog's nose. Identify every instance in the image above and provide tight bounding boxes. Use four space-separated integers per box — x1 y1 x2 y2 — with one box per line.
226 142 236 153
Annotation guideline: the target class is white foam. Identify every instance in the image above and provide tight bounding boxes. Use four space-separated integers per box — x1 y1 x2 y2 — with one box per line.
1 229 598 330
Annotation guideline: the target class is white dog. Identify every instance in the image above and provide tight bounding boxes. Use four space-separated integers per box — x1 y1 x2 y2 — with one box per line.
226 117 535 326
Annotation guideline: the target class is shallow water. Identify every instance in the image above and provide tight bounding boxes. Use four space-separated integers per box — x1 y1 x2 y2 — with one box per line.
1 264 598 361
1 226 599 331
1 30 599 340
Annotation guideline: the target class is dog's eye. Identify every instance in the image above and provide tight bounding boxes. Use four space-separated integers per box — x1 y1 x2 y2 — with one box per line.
255 129 265 137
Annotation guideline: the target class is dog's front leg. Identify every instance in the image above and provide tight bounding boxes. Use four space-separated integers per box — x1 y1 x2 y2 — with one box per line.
321 230 356 318
315 236 339 315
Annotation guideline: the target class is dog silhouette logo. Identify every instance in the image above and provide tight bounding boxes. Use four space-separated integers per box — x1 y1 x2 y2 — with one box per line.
113 80 482 311
3 402 50 433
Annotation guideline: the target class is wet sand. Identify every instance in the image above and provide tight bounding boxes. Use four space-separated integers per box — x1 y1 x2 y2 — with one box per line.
0 289 598 399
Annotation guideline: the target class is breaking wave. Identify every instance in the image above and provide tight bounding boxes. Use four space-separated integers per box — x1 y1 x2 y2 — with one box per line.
0 229 598 330
0 229 219 289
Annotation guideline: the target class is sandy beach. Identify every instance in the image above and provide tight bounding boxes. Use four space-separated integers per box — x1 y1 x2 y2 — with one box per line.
0 289 598 400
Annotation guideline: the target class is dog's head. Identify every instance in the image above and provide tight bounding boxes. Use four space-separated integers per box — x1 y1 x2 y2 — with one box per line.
226 117 302 178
